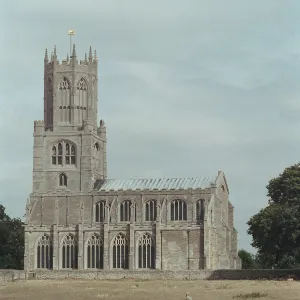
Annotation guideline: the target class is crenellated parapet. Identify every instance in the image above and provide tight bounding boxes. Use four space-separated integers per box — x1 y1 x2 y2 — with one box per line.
44 45 98 70
34 120 45 134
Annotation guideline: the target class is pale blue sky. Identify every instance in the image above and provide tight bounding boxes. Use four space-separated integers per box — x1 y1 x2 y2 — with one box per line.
1 0 300 252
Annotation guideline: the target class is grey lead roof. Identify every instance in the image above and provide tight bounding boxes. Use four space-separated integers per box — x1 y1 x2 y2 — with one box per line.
95 177 216 192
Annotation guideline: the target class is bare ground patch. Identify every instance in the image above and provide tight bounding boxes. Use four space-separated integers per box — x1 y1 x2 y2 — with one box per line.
0 279 299 300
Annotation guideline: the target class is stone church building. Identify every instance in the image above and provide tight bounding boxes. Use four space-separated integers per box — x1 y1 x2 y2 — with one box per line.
24 44 241 271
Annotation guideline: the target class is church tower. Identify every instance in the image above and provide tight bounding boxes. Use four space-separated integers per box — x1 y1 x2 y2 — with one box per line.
32 45 107 193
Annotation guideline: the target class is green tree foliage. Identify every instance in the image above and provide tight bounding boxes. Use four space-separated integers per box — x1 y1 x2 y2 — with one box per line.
238 249 257 269
0 204 24 269
247 163 300 269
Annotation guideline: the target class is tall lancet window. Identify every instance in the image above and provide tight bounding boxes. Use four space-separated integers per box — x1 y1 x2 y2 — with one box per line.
145 200 157 221
76 78 88 124
112 233 128 269
170 199 187 221
36 234 53 269
138 233 155 269
61 234 78 269
58 77 71 123
119 200 131 222
86 234 104 269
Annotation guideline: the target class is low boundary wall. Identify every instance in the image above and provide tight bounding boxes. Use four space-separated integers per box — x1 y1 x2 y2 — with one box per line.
1 269 300 281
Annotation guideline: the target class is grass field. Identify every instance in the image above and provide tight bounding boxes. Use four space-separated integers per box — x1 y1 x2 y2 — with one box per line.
0 279 299 300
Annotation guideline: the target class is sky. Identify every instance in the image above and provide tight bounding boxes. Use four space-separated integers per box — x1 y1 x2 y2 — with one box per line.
1 0 300 252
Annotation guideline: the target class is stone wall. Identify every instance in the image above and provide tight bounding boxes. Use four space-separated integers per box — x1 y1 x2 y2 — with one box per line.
0 270 26 281
1 269 300 281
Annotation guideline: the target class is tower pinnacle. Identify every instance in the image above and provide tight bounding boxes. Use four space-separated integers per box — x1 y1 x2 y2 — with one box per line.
89 46 93 61
72 44 76 58
44 48 48 62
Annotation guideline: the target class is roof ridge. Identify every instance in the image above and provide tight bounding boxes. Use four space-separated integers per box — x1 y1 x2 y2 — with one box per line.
105 176 215 181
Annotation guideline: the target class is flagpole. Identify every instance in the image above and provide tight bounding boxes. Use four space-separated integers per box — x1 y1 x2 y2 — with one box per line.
70 34 72 57
68 29 75 57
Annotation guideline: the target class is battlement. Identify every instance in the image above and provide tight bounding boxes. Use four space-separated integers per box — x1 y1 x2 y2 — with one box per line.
34 120 44 134
44 44 97 69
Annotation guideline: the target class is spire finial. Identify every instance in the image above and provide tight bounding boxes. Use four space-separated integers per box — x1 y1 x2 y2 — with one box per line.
94 49 97 61
54 45 56 56
85 53 87 62
72 44 76 58
44 48 48 62
89 46 93 61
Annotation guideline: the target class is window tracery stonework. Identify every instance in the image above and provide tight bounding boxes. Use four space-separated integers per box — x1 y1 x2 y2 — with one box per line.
86 234 103 269
62 234 78 269
138 233 155 269
170 199 187 221
51 141 76 166
36 234 53 269
112 233 128 269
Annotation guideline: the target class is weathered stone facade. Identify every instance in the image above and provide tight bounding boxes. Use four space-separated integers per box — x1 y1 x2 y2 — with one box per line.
24 44 241 271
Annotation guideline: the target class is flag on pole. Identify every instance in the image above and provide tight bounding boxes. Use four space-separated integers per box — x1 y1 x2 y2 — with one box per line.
68 29 75 35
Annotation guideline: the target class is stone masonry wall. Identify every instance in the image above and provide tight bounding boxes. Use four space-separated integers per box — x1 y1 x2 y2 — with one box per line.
2 269 300 282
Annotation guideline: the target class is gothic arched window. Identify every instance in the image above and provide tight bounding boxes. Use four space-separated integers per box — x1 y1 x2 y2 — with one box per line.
138 233 155 269
59 77 70 90
76 78 88 124
77 78 87 91
112 233 128 269
61 234 78 269
170 199 187 221
51 141 76 166
119 200 131 222
95 201 106 222
59 173 67 187
145 200 157 221
196 199 205 224
36 234 53 269
58 77 71 123
86 234 104 269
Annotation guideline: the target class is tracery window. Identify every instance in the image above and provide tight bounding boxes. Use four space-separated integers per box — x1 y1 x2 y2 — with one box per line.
77 78 87 91
170 199 187 221
51 141 76 166
61 234 78 269
138 233 155 269
145 200 157 221
112 233 128 269
59 173 67 187
95 201 106 222
119 200 131 222
59 77 70 90
86 234 103 269
196 199 205 224
36 234 53 269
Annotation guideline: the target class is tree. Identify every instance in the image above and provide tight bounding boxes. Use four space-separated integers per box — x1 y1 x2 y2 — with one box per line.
238 249 257 269
0 204 24 269
247 163 300 269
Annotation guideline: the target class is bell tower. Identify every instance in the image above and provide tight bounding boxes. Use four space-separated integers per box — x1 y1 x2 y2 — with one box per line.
32 45 107 194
